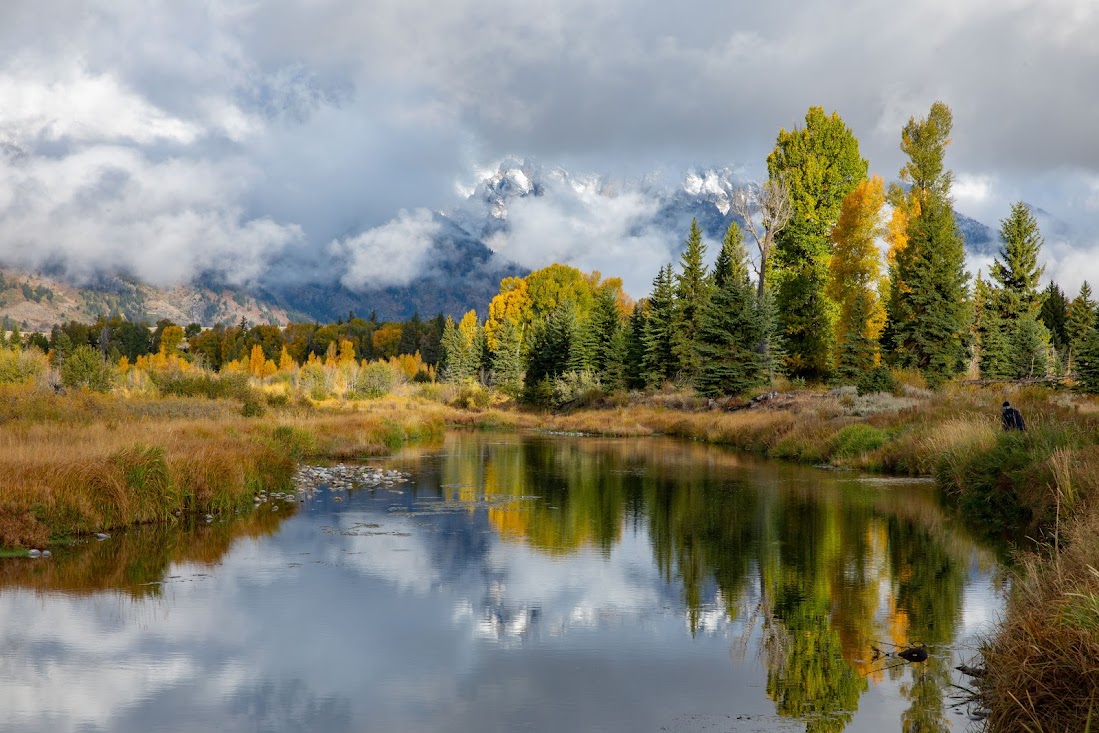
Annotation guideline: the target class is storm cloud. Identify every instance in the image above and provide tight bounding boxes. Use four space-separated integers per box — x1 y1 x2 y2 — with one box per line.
1 0 1098 292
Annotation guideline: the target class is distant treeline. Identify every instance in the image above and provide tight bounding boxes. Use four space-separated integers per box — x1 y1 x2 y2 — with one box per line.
3 312 448 370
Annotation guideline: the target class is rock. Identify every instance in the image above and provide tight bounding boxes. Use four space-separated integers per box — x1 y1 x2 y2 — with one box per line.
95 533 110 541
28 549 41 558
41 550 51 558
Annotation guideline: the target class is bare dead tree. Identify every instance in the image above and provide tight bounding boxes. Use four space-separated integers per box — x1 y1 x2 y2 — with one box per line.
732 177 793 298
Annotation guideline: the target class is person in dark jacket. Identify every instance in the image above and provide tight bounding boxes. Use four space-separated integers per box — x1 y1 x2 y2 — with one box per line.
1002 401 1025 431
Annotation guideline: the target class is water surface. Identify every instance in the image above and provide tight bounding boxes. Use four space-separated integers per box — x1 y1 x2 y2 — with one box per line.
0 432 1002 732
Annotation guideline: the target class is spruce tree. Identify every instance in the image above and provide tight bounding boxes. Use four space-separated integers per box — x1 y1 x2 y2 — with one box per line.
767 107 869 380
979 314 1013 379
695 224 765 397
883 102 971 387
624 304 648 390
1010 313 1051 379
490 318 525 397
1077 327 1099 394
642 265 677 387
671 219 712 383
1039 281 1069 353
990 202 1045 319
1066 281 1096 371
524 304 575 403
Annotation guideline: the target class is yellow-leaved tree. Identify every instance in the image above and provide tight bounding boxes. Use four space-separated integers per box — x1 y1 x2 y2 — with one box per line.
828 175 887 380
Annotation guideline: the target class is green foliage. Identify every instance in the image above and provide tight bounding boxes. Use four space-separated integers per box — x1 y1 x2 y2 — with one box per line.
1039 281 1069 352
829 424 889 458
979 314 1013 379
1067 281 1096 369
60 345 114 393
991 202 1045 318
641 265 677 387
440 311 483 383
696 225 766 397
884 103 970 388
671 219 712 381
0 346 47 385
152 372 250 399
240 391 267 417
1077 328 1099 393
355 362 397 399
552 369 603 410
767 107 868 380
1010 313 1051 379
489 318 525 397
855 365 896 395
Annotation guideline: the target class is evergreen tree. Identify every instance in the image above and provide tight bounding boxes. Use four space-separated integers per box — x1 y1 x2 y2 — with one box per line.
641 265 677 387
978 314 1012 379
1039 281 1070 354
767 107 869 380
1066 281 1096 371
1077 327 1099 394
524 303 575 402
490 318 525 397
624 303 648 390
1010 313 1051 379
440 311 483 383
696 224 765 397
990 202 1045 319
590 284 624 379
883 102 971 387
671 219 712 382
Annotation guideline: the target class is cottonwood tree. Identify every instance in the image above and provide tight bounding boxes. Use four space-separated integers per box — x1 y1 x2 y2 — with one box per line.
732 177 793 298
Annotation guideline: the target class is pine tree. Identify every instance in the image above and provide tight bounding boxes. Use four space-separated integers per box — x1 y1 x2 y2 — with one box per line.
1010 313 1051 379
990 202 1045 319
1039 281 1069 353
642 265 677 387
979 313 1013 379
524 303 575 403
671 219 712 383
1066 281 1096 371
490 318 525 397
1077 327 1099 394
767 107 869 380
696 224 765 397
624 304 648 390
883 102 970 387
590 284 624 379
440 311 483 383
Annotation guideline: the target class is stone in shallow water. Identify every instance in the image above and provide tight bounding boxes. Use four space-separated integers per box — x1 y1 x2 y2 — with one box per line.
95 533 110 541
41 550 51 558
27 549 41 558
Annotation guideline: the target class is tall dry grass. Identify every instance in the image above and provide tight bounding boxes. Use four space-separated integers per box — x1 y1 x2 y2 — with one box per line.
0 387 451 547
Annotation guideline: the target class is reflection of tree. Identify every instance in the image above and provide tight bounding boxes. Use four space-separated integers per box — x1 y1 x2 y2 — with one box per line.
887 518 966 733
435 434 981 732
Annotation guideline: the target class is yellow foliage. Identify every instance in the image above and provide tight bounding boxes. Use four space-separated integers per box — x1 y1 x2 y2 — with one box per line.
159 325 185 355
323 341 338 366
278 346 296 372
262 359 277 378
828 176 887 365
485 277 532 351
117 356 131 373
372 324 402 359
248 345 267 377
337 339 356 365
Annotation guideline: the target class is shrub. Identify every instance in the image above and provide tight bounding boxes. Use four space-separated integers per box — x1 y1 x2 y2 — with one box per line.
60 345 114 393
152 372 249 399
829 424 890 459
0 347 47 385
356 362 397 399
453 382 492 410
240 392 267 417
857 365 897 395
552 370 603 410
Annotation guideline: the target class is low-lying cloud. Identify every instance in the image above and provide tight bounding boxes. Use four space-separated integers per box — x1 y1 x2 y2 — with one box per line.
330 209 441 291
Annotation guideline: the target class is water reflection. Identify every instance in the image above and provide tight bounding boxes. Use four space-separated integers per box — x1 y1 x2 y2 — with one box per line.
0 432 1000 733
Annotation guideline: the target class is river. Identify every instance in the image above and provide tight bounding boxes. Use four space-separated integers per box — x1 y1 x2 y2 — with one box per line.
0 431 1002 732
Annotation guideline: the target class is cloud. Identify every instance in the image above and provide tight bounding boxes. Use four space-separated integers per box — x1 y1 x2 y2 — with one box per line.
0 146 301 286
330 209 441 290
482 175 691 297
0 0 1097 296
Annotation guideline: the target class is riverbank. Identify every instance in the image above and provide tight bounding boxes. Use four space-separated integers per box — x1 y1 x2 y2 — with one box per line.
0 385 450 548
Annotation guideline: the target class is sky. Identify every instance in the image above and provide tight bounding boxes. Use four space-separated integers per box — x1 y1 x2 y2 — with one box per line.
2 0 1099 297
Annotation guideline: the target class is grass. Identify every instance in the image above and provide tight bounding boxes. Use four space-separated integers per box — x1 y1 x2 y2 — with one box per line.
0 386 452 547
